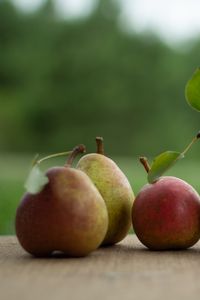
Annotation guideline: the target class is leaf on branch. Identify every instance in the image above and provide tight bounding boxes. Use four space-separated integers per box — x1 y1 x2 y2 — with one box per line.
185 67 200 112
148 151 184 183
24 165 49 194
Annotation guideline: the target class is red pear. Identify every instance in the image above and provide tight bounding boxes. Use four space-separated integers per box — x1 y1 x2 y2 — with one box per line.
132 176 200 250
15 145 108 257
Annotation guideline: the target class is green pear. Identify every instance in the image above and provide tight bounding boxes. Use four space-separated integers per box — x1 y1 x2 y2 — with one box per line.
16 145 108 257
77 137 135 246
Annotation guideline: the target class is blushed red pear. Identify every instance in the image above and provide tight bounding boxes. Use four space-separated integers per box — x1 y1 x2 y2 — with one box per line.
132 176 200 250
15 145 108 257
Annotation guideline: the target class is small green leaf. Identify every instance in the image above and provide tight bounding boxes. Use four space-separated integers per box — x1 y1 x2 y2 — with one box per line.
24 165 49 194
148 151 184 184
185 68 200 111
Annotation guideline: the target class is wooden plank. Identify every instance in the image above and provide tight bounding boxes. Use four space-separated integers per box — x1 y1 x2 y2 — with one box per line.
0 235 200 300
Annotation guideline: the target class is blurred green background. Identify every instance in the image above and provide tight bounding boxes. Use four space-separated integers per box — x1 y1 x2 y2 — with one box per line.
0 0 199 235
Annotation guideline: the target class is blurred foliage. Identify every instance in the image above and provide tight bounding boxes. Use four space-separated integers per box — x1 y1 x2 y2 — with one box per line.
0 0 200 158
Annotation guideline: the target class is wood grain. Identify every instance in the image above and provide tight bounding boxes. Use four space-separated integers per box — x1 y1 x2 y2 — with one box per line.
1 235 200 300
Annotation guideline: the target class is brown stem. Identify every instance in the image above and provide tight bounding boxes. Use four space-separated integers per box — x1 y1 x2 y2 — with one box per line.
65 144 86 167
181 131 200 156
96 137 104 155
139 157 151 173
37 151 72 165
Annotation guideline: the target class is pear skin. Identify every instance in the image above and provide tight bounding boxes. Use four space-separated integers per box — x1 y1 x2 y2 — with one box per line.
77 154 134 245
16 147 108 257
132 176 200 250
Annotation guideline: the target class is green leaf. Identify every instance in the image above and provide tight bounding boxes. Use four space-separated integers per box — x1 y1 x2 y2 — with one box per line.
148 151 184 184
24 165 49 194
185 68 200 111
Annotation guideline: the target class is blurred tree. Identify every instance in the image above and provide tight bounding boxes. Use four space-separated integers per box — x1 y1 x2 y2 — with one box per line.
0 0 199 157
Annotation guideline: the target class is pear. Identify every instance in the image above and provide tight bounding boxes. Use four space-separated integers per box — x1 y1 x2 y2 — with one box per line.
15 145 108 257
132 176 200 250
77 137 135 246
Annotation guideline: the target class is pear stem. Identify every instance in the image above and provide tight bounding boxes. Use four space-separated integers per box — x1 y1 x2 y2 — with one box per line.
139 157 150 173
96 137 104 155
37 151 73 165
181 131 200 156
65 144 86 167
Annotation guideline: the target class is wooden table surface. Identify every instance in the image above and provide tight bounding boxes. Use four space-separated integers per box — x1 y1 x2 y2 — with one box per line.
1 235 200 300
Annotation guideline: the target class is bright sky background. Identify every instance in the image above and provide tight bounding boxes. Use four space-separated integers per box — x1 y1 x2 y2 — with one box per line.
12 0 200 44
